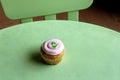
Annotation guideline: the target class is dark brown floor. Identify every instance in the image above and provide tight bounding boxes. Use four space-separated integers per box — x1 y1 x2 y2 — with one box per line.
0 1 120 32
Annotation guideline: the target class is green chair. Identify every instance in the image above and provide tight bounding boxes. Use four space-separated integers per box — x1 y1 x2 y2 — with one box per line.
1 0 93 23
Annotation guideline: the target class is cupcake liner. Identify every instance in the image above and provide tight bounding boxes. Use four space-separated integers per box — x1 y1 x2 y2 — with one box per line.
40 49 64 65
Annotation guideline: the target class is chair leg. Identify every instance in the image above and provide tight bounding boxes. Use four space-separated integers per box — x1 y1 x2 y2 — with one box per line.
67 11 79 21
21 18 33 23
44 14 56 20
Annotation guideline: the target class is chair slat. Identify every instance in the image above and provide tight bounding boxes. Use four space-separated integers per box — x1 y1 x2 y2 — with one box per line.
44 14 56 20
21 18 33 23
67 11 79 21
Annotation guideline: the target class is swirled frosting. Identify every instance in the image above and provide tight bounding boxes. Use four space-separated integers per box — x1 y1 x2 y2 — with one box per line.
42 39 64 55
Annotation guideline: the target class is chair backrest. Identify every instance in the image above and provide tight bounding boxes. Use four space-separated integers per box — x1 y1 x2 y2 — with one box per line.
1 0 93 23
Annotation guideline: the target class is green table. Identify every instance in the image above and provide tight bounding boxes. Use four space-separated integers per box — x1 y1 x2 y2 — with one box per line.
0 20 120 80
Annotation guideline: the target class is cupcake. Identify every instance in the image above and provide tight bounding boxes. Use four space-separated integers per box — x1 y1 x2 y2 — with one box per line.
40 39 64 65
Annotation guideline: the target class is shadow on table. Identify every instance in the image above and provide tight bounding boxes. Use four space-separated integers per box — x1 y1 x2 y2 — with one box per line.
30 52 43 64
30 51 54 65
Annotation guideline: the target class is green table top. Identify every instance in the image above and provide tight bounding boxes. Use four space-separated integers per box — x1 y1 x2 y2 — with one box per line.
0 20 120 80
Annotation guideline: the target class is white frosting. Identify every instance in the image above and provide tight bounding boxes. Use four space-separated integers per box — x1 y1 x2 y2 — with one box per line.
42 39 64 55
